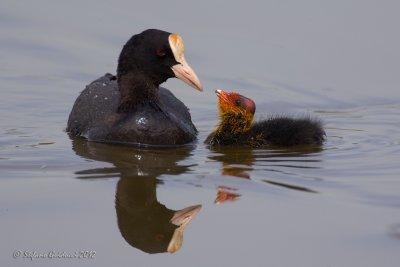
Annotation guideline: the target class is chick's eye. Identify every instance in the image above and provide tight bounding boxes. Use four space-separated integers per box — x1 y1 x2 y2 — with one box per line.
235 99 241 107
156 49 166 57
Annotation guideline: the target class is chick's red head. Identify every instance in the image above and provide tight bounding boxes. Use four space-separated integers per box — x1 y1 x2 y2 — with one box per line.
215 89 256 117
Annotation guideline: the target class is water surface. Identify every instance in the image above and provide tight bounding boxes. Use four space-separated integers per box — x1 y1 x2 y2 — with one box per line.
1 1 400 266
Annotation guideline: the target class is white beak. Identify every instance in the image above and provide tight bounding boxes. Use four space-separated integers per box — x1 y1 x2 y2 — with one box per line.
171 58 203 91
169 33 203 92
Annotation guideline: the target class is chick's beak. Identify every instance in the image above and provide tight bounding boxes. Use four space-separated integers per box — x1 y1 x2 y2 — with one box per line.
215 89 228 100
215 89 224 96
171 58 203 91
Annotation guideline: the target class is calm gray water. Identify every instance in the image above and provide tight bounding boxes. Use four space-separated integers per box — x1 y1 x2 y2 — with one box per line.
1 1 400 266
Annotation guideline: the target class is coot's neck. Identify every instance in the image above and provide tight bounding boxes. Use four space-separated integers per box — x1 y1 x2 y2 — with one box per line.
116 70 160 113
213 113 253 142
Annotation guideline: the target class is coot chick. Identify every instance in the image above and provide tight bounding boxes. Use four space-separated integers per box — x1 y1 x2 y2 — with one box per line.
205 90 325 147
67 29 203 146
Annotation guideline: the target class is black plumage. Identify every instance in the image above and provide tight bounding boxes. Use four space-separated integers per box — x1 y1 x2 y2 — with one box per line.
206 90 326 147
67 29 201 146
249 116 325 147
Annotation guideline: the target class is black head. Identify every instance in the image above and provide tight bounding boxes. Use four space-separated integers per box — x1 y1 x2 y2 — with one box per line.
117 29 202 90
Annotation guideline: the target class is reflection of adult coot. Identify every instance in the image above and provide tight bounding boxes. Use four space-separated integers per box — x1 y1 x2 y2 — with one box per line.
71 137 201 254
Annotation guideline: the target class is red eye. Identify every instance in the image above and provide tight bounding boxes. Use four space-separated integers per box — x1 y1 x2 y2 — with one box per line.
156 49 166 57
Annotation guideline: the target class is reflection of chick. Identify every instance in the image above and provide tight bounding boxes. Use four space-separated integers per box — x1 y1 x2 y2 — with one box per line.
116 178 201 254
208 142 322 203
214 186 241 204
208 148 255 204
206 90 325 147
209 147 255 179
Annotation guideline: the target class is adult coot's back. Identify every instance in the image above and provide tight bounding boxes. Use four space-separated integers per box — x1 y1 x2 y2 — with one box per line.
67 29 202 146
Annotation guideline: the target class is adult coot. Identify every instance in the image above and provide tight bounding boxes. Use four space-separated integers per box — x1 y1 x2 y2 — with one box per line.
67 29 202 146
206 90 325 147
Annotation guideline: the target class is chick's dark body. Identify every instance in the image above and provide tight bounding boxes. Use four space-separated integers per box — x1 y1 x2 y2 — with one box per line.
205 89 325 147
67 74 197 146
206 116 324 147
249 117 325 147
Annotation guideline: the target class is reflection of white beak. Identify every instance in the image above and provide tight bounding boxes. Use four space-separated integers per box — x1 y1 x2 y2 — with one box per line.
167 204 202 253
171 60 203 91
170 204 202 226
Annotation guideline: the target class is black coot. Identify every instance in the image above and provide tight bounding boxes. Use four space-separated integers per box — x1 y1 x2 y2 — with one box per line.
67 29 202 146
